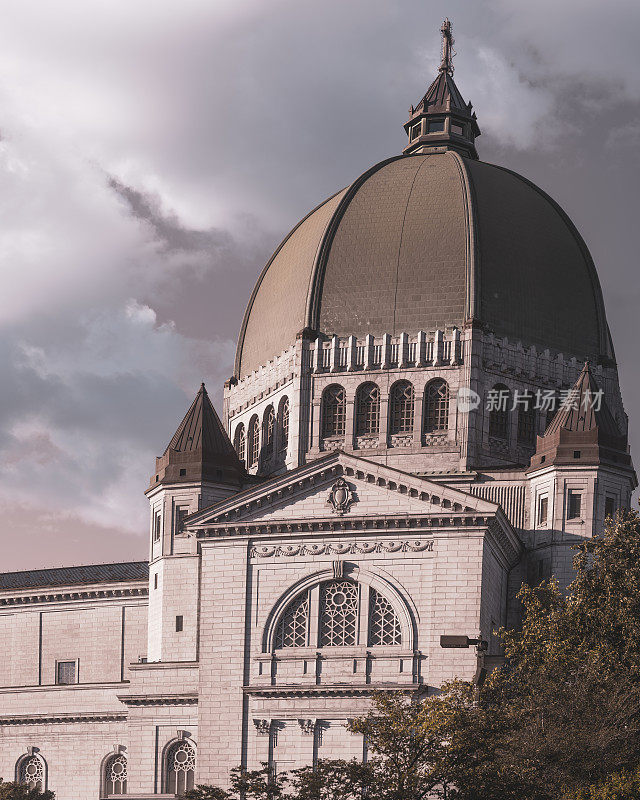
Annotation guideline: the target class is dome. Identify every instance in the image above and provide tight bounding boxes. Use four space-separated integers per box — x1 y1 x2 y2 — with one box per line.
235 150 612 379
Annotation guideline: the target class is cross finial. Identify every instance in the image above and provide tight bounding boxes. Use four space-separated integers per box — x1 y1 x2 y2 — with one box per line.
439 18 455 75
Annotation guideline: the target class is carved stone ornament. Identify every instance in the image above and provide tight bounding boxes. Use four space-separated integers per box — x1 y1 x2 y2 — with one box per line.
253 719 271 736
327 478 354 515
298 719 316 736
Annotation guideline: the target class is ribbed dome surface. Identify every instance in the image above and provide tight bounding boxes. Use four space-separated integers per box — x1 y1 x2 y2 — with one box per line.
235 151 611 378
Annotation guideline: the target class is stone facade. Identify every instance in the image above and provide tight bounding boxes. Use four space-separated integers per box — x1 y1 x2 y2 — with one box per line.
0 28 636 798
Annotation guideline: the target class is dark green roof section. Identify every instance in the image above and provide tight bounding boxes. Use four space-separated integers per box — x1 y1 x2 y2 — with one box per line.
0 561 149 591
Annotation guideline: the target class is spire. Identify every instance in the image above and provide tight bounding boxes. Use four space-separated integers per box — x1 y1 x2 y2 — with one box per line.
527 363 634 474
439 18 455 75
403 19 480 159
150 383 245 488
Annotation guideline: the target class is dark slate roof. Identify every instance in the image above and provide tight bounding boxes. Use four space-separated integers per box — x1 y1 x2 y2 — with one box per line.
414 70 468 114
167 383 238 460
150 383 245 488
0 561 149 591
545 362 621 437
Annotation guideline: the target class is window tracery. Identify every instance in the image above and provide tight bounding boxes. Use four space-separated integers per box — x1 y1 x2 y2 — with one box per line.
424 379 449 432
368 588 402 645
248 416 260 467
263 405 275 460
166 741 196 794
278 397 289 454
274 591 309 648
19 756 44 790
321 385 346 438
104 754 127 796
355 383 380 436
234 424 246 465
389 381 414 435
319 581 359 647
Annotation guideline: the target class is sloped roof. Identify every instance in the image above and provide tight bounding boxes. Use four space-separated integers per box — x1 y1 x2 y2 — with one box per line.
545 362 621 437
414 70 468 114
150 384 245 488
0 561 148 591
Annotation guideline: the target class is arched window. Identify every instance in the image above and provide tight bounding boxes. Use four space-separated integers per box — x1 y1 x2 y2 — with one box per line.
234 424 245 465
277 397 289 454
355 383 380 436
321 385 346 438
263 405 275 460
517 395 536 446
272 581 402 650
103 753 127 796
489 384 510 441
248 415 260 468
18 755 45 790
424 379 450 433
389 381 414 435
368 588 402 646
165 741 196 794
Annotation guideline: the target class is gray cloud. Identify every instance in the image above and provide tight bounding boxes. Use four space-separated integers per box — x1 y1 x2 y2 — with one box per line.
0 0 638 570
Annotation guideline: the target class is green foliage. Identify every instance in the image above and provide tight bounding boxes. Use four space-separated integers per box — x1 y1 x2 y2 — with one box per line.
567 767 640 800
0 780 55 800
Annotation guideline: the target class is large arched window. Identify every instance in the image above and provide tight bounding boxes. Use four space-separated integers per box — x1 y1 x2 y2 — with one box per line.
389 381 414 435
321 385 346 438
165 741 196 794
17 754 45 790
424 379 450 433
355 383 380 436
489 383 510 441
103 753 127 796
277 397 289 455
262 405 275 460
273 580 402 650
248 415 260 468
234 423 246 466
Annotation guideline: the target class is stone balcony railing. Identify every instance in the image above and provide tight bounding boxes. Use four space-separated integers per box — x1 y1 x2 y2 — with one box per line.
303 329 464 374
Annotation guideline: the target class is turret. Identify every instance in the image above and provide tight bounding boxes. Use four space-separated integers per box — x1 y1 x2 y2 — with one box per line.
145 383 245 662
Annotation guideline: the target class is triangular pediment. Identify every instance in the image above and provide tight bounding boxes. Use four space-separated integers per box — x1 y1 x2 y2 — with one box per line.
186 452 500 531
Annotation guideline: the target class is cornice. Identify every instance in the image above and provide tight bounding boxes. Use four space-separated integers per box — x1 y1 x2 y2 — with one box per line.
199 514 493 540
0 711 127 725
117 692 198 707
0 585 148 607
244 684 425 698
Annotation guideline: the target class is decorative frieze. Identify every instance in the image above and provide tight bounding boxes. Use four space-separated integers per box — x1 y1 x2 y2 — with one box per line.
250 540 435 558
0 585 148 607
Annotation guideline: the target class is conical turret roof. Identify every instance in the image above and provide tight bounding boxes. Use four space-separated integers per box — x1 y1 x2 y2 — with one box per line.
150 384 245 488
528 363 633 475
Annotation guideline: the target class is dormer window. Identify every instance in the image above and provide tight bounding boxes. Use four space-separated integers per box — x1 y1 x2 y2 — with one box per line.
410 122 422 141
428 120 445 133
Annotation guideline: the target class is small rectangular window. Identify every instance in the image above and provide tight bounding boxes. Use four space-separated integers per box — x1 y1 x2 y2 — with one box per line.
605 496 616 518
154 573 158 589
451 122 464 135
573 450 581 459
538 495 548 525
175 506 189 534
153 511 161 542
411 122 422 141
568 491 582 520
175 615 184 632
179 468 187 476
56 660 77 685
428 120 445 133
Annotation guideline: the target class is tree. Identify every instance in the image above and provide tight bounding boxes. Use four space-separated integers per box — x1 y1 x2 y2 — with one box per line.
0 780 55 800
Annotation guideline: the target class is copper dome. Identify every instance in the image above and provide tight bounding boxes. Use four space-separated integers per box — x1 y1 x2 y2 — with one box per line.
235 151 612 379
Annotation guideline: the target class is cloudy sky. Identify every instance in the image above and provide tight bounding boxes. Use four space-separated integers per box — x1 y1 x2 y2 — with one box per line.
1 0 639 571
